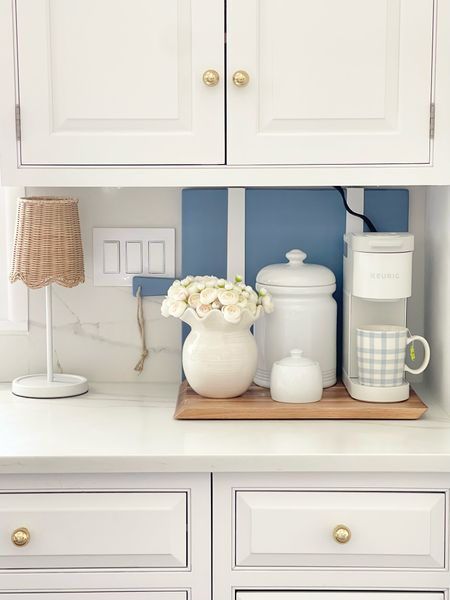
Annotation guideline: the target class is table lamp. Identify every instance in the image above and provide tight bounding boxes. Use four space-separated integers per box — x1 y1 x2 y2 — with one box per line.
9 197 88 398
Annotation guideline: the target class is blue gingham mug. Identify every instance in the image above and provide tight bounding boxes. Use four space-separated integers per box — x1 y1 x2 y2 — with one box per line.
356 325 430 387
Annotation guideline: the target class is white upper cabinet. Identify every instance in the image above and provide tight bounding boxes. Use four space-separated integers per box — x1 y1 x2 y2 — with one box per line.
227 0 435 165
15 0 224 165
2 0 450 183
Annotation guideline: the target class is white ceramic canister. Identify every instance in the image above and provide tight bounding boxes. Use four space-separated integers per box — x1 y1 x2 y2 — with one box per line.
254 249 337 388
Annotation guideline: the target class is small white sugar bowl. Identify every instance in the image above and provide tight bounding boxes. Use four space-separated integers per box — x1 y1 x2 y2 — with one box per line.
270 349 323 404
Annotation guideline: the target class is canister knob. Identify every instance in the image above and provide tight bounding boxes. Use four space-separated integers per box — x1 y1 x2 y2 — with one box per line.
286 249 306 265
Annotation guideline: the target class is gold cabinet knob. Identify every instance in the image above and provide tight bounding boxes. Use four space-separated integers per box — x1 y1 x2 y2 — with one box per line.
11 527 30 547
333 524 351 544
202 69 220 87
232 70 250 87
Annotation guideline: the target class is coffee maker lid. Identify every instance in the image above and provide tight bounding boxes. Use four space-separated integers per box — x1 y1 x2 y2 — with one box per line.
256 249 336 288
345 232 414 253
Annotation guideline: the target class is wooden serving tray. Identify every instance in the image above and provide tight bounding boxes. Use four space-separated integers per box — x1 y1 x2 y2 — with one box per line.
174 381 427 420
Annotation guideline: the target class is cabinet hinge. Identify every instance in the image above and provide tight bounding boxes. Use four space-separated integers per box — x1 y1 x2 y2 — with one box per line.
429 103 435 139
15 104 21 142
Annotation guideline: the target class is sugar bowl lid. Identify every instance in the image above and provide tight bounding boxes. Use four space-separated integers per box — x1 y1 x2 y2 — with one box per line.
274 349 319 368
256 249 336 288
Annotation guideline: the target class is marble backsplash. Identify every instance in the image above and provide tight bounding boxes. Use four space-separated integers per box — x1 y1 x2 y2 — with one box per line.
0 187 182 383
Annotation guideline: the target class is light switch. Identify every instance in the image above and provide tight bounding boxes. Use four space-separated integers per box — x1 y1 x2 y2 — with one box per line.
103 241 120 274
126 241 143 274
93 227 175 286
148 241 165 274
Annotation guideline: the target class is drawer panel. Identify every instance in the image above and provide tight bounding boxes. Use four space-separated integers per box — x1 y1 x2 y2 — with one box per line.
235 491 445 569
0 594 186 600
236 594 443 600
0 492 187 569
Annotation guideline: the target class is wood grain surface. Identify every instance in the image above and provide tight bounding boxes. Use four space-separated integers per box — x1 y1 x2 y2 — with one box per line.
174 381 427 420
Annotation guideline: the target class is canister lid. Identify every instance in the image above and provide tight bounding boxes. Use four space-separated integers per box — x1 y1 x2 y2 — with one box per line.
256 249 336 288
274 349 319 368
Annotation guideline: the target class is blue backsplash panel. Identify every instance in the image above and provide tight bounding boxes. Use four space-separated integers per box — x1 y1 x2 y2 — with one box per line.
245 188 346 289
364 188 409 233
182 188 228 278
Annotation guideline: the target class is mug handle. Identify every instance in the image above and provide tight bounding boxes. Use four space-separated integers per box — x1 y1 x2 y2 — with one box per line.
404 335 430 375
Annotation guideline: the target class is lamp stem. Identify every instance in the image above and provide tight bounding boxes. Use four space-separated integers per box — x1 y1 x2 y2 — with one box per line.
46 284 54 383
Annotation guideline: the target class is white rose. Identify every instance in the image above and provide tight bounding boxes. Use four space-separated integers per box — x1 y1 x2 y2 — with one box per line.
237 295 248 309
186 283 200 295
188 293 201 309
200 287 218 304
181 276 194 286
196 303 212 318
262 295 274 313
170 287 188 301
218 289 240 305
167 283 180 297
222 304 241 324
161 298 172 317
197 282 206 291
169 300 187 318
224 282 233 290
216 278 226 288
203 276 218 288
211 300 221 309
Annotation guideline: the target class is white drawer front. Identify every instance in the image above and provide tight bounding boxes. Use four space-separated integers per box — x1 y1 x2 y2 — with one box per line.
236 491 445 569
0 492 187 569
237 594 443 600
0 594 186 600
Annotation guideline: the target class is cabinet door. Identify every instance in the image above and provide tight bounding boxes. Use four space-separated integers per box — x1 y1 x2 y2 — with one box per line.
227 0 434 165
236 595 442 600
16 0 224 165
0 594 185 600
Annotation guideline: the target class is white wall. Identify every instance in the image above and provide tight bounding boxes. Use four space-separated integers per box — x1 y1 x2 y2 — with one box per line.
424 186 450 412
0 187 182 383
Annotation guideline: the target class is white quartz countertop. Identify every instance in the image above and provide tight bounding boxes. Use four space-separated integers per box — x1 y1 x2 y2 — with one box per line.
0 382 449 474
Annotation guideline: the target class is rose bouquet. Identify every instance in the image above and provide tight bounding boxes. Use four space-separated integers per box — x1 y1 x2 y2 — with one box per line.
161 275 273 323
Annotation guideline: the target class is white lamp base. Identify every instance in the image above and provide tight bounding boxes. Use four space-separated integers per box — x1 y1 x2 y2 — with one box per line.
12 374 88 399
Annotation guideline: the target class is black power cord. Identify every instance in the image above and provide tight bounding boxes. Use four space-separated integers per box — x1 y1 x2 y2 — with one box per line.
334 186 377 233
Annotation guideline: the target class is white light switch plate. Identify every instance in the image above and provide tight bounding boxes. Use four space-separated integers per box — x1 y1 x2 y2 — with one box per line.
93 228 175 286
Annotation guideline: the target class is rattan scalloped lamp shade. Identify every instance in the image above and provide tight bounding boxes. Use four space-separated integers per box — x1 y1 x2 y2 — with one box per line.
10 197 85 289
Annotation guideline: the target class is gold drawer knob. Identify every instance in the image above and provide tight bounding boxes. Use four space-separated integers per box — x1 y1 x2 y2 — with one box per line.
202 69 220 87
333 524 351 544
11 527 30 547
232 70 250 87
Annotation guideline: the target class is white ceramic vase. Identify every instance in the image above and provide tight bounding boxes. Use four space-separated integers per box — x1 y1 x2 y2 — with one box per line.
181 307 261 398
